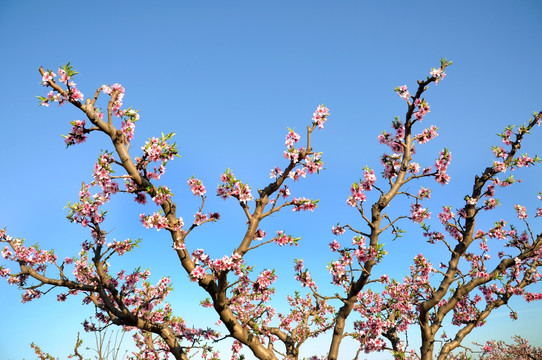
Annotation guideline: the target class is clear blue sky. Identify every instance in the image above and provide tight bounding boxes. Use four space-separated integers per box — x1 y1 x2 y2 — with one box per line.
1 1 542 359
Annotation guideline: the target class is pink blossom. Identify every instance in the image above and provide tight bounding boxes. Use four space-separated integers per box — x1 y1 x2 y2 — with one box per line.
278 185 290 198
292 197 318 212
394 85 410 100
270 166 283 179
121 119 136 143
329 240 341 252
411 203 430 224
254 269 277 290
285 129 301 148
294 259 304 272
188 177 206 196
493 161 507 173
430 67 446 84
415 125 439 144
273 231 299 246
41 70 56 85
361 168 376 191
484 198 500 211
413 99 430 121
332 225 345 235
284 148 300 162
70 87 84 101
288 167 307 181
193 212 208 226
312 105 330 129
63 119 87 146
514 204 528 220
348 182 367 206
140 213 170 231
438 206 454 224
58 68 70 84
253 229 266 240
190 266 206 282
418 187 431 199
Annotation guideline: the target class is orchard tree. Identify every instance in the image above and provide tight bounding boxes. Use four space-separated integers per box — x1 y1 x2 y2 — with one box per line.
301 60 542 360
443 335 542 360
1 60 541 360
478 335 542 360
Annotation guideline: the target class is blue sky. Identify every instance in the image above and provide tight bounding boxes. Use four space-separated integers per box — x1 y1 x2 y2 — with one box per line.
1 1 542 359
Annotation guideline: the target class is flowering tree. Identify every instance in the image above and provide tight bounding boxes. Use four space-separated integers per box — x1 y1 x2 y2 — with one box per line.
478 335 542 360
305 60 542 360
443 335 542 360
1 60 541 360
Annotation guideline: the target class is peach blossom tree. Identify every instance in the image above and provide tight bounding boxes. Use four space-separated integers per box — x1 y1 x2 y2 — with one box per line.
1 59 541 360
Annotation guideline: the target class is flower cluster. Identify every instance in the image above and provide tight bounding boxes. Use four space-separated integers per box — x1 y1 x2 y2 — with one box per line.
451 294 483 326
192 251 278 341
120 108 139 143
254 269 277 291
331 225 345 235
351 255 435 353
38 90 63 107
63 119 87 147
434 148 452 184
188 177 206 196
269 166 283 179
1 235 57 287
142 134 178 163
312 105 330 129
276 106 329 183
253 229 266 240
216 169 253 204
514 204 528 220
140 212 184 232
277 292 334 343
67 153 120 229
497 125 514 146
346 167 377 206
434 206 463 242
272 231 300 246
347 181 367 206
410 203 431 224
430 67 446 84
283 129 304 163
394 85 410 100
151 186 172 206
106 238 139 256
378 118 406 154
480 336 542 360
138 132 179 180
413 98 430 121
285 128 301 148
278 185 290 199
39 63 84 106
292 197 318 212
101 83 125 117
93 152 120 195
190 251 244 282
293 259 316 289
418 187 431 199
414 125 439 144
193 212 209 226
301 152 324 176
